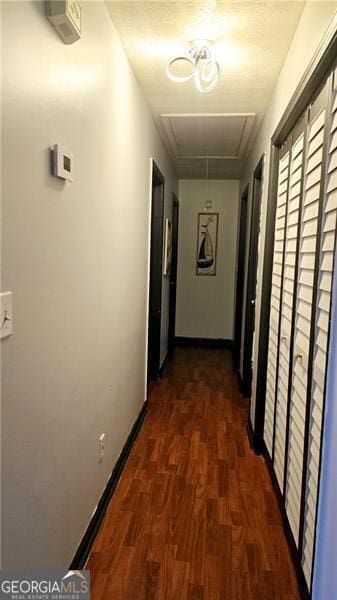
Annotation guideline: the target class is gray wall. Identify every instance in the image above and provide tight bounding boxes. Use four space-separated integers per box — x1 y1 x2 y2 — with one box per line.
175 180 239 340
1 0 177 568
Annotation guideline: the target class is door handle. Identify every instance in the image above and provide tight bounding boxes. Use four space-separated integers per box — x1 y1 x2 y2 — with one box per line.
251 299 255 306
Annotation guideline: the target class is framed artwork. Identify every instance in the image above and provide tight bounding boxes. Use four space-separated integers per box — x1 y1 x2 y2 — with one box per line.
163 218 172 275
196 212 219 276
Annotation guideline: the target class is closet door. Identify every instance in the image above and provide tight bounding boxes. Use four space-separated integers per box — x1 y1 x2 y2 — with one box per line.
264 142 290 457
273 120 306 498
285 83 329 549
301 73 337 589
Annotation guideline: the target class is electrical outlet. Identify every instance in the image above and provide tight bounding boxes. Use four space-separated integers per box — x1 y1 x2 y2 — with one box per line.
99 433 105 463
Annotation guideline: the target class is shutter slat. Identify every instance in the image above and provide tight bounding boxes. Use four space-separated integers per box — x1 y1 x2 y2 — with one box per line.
301 91 335 589
264 150 291 456
285 107 326 550
273 135 304 492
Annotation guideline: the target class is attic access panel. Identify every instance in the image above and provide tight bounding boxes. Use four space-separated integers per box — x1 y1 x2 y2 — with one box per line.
161 113 255 159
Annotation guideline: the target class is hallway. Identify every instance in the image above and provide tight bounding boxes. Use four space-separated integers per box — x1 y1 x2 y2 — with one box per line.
87 348 299 599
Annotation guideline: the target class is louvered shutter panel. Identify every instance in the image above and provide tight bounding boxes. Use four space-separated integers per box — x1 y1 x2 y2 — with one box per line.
301 79 337 588
264 148 290 456
285 92 328 549
273 127 305 499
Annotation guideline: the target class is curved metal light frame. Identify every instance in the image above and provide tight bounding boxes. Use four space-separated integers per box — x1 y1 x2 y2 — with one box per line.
166 40 221 93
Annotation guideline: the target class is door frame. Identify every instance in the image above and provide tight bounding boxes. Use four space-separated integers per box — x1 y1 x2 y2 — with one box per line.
168 193 179 354
147 161 165 382
234 185 249 372
242 157 264 399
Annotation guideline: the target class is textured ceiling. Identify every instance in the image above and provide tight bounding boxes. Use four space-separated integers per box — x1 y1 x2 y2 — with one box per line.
105 1 305 179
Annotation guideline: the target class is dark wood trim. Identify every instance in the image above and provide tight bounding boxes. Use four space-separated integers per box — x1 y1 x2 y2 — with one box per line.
253 144 279 453
233 185 249 371
174 337 233 349
69 403 148 569
243 156 264 399
147 161 165 382
152 160 165 186
158 352 170 378
272 13 337 145
168 194 179 354
263 448 310 600
235 368 244 394
247 417 265 455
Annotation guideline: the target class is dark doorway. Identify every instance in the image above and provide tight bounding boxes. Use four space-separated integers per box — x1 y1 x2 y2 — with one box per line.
168 194 179 353
242 157 264 398
233 186 248 372
147 161 165 382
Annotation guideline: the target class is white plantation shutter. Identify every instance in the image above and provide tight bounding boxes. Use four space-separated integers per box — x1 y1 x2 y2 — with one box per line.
273 129 305 498
264 148 290 456
262 71 336 593
284 90 328 554
302 81 337 588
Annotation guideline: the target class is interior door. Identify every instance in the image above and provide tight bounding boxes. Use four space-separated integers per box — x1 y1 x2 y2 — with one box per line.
148 162 164 382
234 186 248 371
242 159 263 397
168 194 179 353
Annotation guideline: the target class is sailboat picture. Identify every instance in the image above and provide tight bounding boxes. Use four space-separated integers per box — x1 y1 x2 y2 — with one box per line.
196 212 219 276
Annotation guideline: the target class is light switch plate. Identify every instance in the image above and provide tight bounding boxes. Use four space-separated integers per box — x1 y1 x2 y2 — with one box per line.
0 292 13 339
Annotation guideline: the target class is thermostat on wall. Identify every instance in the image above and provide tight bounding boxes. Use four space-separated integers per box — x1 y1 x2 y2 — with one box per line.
52 144 74 182
46 0 81 45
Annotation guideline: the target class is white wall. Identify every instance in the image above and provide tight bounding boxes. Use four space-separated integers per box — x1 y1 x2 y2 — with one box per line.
239 2 337 424
1 0 177 568
175 180 239 340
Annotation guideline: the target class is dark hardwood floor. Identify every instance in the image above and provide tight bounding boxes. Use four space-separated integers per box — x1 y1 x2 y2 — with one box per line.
87 347 300 599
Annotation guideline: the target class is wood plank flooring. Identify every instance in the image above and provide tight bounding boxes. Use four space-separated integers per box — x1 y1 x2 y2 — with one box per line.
87 347 300 599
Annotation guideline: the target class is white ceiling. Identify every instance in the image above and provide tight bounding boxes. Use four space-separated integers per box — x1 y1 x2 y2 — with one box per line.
106 1 305 179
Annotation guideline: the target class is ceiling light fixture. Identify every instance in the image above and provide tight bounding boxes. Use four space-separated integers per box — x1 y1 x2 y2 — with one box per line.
166 39 221 93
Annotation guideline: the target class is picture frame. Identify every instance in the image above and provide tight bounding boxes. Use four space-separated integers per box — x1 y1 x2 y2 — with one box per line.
163 218 172 275
196 212 219 276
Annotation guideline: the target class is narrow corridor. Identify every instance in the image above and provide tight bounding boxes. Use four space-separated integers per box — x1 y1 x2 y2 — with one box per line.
87 348 300 599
